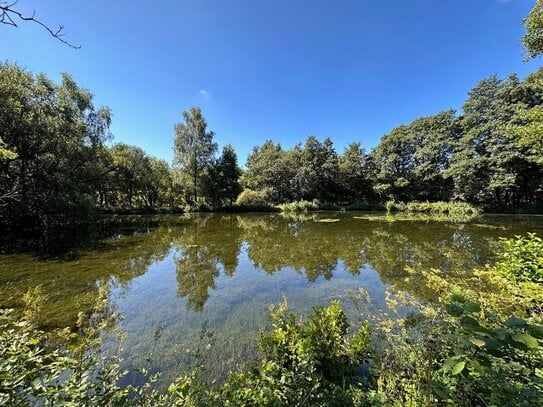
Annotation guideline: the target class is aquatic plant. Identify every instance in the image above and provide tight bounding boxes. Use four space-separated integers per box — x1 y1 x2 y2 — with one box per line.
317 218 341 223
277 199 319 212
2 233 543 406
404 201 480 216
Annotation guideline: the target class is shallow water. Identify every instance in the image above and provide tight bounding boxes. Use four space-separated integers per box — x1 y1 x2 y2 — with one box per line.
1 212 542 386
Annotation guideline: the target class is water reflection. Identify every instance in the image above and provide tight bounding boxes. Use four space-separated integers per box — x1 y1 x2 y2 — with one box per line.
1 213 543 385
168 214 506 309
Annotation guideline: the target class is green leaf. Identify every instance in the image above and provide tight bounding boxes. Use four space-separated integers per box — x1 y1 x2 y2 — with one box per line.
452 361 465 375
464 302 481 313
493 327 507 340
528 325 543 339
450 292 466 304
505 317 526 329
445 303 463 317
468 337 485 347
460 316 480 330
483 337 503 350
431 381 450 399
512 333 539 349
443 358 457 369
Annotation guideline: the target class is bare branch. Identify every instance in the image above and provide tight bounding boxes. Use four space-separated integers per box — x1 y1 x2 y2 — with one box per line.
0 1 81 49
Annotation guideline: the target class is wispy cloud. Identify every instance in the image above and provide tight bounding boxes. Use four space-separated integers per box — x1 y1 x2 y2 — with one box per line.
196 89 211 101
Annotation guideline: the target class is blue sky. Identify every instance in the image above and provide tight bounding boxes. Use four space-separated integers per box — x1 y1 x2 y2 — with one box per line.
1 0 540 164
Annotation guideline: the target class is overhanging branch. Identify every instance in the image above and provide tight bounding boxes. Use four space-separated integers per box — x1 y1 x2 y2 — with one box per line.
0 1 81 49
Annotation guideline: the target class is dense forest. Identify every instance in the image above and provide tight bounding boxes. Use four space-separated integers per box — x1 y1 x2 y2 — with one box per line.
1 2 543 237
1 62 542 236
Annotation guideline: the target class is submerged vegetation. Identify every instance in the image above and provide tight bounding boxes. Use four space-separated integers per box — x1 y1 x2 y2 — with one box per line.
2 2 543 406
1 233 542 405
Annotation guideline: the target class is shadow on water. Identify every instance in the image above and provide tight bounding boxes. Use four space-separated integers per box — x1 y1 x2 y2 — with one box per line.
0 214 192 260
1 212 543 385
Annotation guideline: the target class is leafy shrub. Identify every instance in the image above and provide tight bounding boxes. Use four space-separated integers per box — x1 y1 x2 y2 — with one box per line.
195 299 371 406
494 233 543 283
385 200 406 212
385 200 396 212
435 291 543 406
0 287 136 406
183 201 212 213
234 188 271 207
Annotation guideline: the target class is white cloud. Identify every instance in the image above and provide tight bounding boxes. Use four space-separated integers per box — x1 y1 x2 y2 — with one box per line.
196 89 211 101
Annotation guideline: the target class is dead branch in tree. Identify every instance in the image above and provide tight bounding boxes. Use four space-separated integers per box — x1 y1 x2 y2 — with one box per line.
0 1 81 48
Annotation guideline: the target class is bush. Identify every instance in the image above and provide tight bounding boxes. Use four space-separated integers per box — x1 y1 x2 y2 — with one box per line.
384 201 479 216
385 200 396 212
0 287 138 406
183 201 212 213
385 200 406 212
235 189 270 206
171 299 371 406
494 233 543 283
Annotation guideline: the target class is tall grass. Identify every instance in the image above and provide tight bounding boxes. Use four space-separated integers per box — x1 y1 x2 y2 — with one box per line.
278 200 385 212
386 201 480 216
276 200 319 212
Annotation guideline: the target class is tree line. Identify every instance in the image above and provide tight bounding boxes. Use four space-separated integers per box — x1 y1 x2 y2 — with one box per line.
228 70 543 212
1 61 543 237
0 0 542 242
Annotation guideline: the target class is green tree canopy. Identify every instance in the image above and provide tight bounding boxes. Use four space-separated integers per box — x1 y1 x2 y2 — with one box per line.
173 107 217 203
523 0 543 59
241 140 296 203
203 144 242 207
0 62 111 229
371 111 458 202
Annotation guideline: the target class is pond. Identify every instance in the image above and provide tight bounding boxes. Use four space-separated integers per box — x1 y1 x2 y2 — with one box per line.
1 212 542 387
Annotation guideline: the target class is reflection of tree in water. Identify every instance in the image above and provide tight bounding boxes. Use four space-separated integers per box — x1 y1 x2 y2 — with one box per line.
173 215 243 311
2 213 507 329
0 220 177 329
107 214 501 313
241 216 339 281
236 215 498 303
350 223 492 301
175 245 219 312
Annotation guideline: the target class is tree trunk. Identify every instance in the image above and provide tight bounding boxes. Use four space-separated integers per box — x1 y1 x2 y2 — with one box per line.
193 163 197 203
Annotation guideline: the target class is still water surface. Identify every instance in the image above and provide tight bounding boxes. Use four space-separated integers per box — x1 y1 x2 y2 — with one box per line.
1 212 542 386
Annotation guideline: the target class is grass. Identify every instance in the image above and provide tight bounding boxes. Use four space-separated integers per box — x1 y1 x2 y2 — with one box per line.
276 200 319 212
386 201 480 216
277 200 386 212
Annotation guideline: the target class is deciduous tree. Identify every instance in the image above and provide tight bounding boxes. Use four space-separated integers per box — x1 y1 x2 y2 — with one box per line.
173 107 217 203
